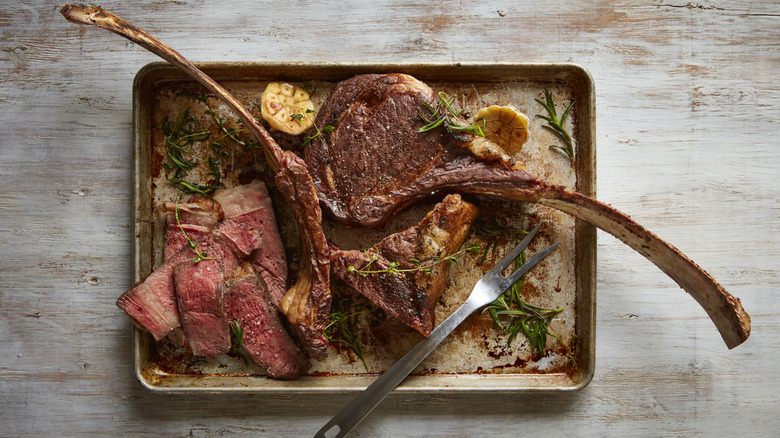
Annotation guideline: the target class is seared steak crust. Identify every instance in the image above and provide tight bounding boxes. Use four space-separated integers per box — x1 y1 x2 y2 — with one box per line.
305 73 539 229
331 194 477 336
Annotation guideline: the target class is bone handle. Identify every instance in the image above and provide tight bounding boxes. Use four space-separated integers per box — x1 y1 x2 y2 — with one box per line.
61 4 333 358
60 4 283 171
538 188 750 349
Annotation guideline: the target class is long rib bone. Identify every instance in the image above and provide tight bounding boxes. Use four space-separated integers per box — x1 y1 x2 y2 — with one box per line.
61 5 332 359
464 137 751 349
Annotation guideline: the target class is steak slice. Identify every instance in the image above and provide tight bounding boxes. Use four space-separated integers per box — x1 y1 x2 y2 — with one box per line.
116 248 191 341
173 240 238 357
116 181 266 349
163 197 223 260
172 186 267 357
331 194 477 336
173 211 263 357
306 73 750 349
224 262 310 380
216 178 330 361
162 197 223 348
214 180 287 306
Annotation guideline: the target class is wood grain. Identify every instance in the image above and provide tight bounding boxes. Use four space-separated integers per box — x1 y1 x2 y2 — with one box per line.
1 0 778 436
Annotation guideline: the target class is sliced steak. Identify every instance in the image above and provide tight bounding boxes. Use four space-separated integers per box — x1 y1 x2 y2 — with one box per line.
331 194 477 336
116 248 190 341
173 240 238 357
306 73 750 349
214 180 287 306
224 262 310 379
116 181 268 350
163 197 223 260
173 187 266 357
160 197 224 348
173 215 263 357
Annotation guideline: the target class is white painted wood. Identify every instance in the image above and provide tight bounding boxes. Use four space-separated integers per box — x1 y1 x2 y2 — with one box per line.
1 0 778 436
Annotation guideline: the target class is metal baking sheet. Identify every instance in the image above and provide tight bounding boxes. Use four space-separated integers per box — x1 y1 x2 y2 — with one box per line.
132 62 596 392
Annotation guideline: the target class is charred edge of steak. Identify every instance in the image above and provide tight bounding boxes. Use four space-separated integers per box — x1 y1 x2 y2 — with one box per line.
276 152 332 360
332 194 478 336
411 193 478 310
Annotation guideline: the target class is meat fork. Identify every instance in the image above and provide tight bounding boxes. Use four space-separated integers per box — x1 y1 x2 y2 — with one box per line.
315 223 560 438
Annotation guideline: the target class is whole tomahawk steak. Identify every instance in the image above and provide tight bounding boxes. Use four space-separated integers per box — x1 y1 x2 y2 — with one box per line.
305 73 751 349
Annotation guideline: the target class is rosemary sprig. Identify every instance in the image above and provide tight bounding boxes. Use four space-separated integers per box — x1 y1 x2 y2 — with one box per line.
194 92 259 149
535 88 575 159
229 319 244 351
161 108 209 171
202 105 259 150
161 107 224 196
301 80 318 95
481 246 564 354
228 319 251 365
324 304 369 370
418 92 485 136
174 193 215 263
469 215 527 266
167 174 223 198
470 218 564 354
347 243 482 277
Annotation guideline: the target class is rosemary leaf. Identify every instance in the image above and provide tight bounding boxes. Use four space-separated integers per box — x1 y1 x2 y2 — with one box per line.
418 92 485 136
535 88 575 160
229 319 244 350
478 224 564 355
346 242 481 277
324 303 369 371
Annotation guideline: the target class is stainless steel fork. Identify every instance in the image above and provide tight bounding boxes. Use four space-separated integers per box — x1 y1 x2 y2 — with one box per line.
315 222 560 438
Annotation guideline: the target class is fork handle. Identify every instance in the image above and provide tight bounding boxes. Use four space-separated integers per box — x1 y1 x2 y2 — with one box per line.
314 300 478 438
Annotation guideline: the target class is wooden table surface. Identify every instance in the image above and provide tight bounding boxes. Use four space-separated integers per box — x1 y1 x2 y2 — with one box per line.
2 1 778 436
